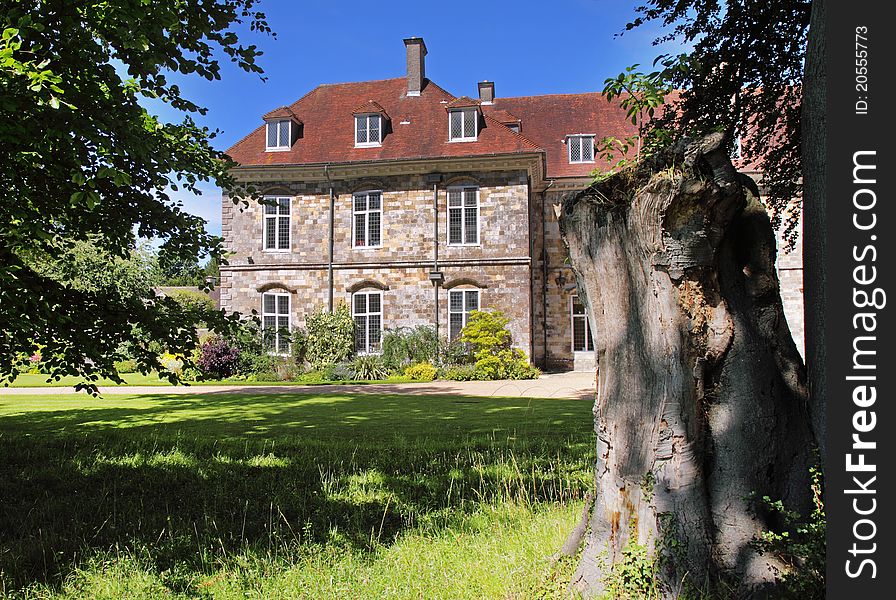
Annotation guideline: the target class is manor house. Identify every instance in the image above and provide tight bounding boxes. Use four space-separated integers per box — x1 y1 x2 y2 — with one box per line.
220 37 804 370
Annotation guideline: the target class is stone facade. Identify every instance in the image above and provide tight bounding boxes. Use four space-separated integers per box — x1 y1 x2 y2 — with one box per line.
221 169 534 357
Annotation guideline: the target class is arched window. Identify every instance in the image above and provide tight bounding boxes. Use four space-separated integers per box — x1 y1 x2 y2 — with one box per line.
352 290 383 354
448 288 480 341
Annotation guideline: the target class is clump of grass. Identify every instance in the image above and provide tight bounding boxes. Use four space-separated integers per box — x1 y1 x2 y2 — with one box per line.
0 391 595 598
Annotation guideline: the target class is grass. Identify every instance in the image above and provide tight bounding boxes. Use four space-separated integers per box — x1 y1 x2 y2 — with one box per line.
5 373 421 388
0 390 594 599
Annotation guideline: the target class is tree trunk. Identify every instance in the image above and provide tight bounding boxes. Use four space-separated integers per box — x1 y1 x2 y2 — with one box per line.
559 133 816 598
801 0 827 472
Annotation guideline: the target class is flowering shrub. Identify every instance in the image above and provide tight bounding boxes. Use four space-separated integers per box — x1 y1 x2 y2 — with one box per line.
459 310 540 380
196 337 241 380
404 362 437 382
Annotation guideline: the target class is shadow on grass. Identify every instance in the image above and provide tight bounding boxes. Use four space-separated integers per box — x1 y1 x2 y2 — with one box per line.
0 392 594 592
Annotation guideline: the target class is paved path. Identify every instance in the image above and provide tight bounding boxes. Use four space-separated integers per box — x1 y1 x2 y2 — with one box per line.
2 371 596 400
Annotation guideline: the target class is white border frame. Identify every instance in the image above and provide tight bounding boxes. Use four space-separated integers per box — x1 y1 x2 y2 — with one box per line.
448 288 481 340
569 294 594 353
352 290 384 354
448 108 478 142
446 185 481 246
351 190 384 249
567 134 596 164
262 195 292 252
265 120 292 152
354 114 383 148
262 292 291 356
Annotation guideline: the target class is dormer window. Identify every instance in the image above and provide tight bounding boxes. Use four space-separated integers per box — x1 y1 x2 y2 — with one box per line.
567 134 595 163
266 120 292 151
449 108 478 141
355 114 382 147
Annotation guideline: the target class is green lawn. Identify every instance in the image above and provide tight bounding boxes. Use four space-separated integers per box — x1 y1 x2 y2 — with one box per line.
6 372 418 388
0 391 594 599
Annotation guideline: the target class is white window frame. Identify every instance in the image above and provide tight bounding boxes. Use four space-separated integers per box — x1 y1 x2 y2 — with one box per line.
355 113 383 147
567 134 595 164
262 196 291 252
352 291 383 354
448 108 478 141
570 295 594 353
262 292 291 355
448 289 481 341
446 186 480 246
352 190 383 249
266 120 292 151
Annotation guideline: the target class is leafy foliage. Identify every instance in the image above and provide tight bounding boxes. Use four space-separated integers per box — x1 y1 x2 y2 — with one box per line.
459 311 540 380
619 0 811 242
196 336 241 380
348 354 390 381
0 1 273 389
381 326 440 371
404 362 437 382
753 468 825 599
441 364 479 382
305 302 355 371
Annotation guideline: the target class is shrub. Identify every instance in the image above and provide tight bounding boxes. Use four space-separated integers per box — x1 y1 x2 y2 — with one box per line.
440 337 474 367
457 311 540 380
441 364 478 381
404 362 437 382
305 302 355 370
166 289 216 314
114 359 137 374
291 327 307 366
196 336 241 380
381 326 439 370
323 362 354 382
349 354 390 381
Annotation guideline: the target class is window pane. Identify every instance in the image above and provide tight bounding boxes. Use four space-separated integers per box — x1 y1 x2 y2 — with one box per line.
368 193 381 210
369 314 381 350
463 109 476 137
570 137 581 162
582 137 594 161
463 188 476 207
448 189 462 207
278 216 289 249
264 201 277 215
449 313 463 340
573 317 586 352
465 290 479 312
356 116 367 143
572 296 585 315
277 316 289 332
277 295 288 315
263 314 275 330
277 333 289 355
354 213 366 246
354 194 367 212
448 208 462 244
449 291 463 312
368 293 381 314
354 293 366 315
354 315 367 352
265 217 275 249
464 207 478 244
450 111 463 139
267 124 277 147
263 294 275 315
278 121 290 147
278 197 290 215
369 116 380 142
368 211 381 246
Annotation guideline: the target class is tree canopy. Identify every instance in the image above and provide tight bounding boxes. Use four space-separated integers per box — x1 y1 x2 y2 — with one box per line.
621 0 812 243
0 1 270 386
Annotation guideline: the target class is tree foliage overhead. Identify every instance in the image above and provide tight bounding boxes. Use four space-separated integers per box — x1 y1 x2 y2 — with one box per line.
0 1 271 386
625 0 812 242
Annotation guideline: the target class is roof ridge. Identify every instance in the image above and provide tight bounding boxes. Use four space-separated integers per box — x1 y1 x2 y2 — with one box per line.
316 76 405 87
498 91 607 101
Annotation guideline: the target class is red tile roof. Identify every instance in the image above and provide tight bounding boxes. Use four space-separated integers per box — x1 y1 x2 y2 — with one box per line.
444 96 481 109
490 93 638 178
262 106 302 123
226 78 540 168
351 100 389 118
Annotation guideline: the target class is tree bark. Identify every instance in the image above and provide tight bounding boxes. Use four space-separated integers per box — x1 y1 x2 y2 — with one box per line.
801 0 827 472
559 134 815 598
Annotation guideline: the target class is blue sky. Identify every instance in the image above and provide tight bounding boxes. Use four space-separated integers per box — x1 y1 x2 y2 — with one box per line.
160 0 681 236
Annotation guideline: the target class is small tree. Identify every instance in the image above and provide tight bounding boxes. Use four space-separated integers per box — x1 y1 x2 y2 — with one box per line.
304 302 355 371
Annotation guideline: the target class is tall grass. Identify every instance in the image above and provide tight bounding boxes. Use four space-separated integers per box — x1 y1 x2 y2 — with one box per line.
0 392 594 599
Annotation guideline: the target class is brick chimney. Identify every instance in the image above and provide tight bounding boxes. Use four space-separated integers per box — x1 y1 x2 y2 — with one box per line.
478 81 495 105
404 37 427 97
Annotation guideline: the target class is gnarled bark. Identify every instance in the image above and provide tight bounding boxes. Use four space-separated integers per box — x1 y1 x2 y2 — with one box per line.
559 133 815 598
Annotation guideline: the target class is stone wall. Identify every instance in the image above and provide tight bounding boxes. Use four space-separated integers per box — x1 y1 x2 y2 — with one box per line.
220 170 533 356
